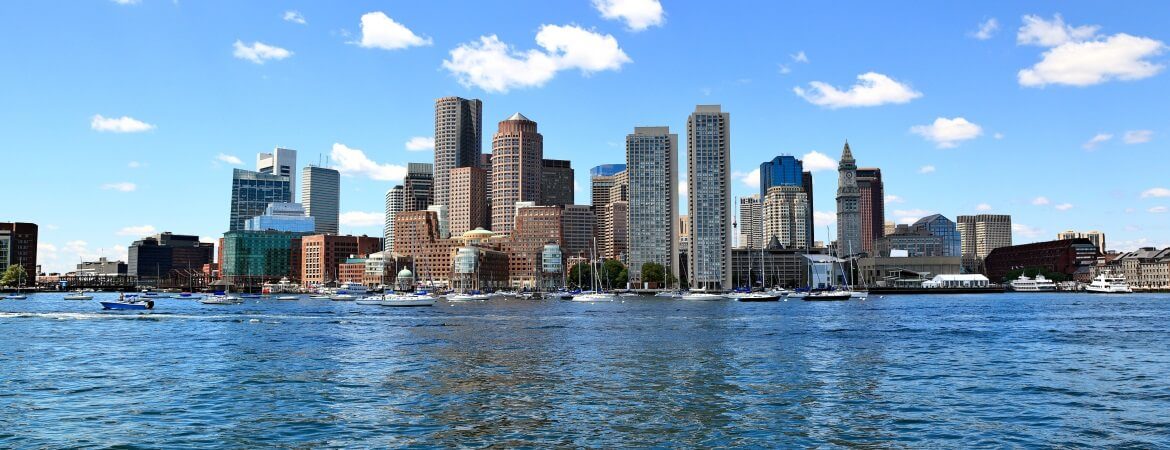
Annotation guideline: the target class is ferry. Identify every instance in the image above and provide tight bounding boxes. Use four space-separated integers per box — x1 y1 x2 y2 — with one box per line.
1010 274 1057 292
1085 272 1133 293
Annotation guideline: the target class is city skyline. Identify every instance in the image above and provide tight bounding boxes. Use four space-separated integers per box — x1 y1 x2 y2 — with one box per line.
3 1 1168 273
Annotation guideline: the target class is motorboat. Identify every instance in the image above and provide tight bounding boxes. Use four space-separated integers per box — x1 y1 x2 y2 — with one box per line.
803 290 852 301
63 292 94 300
1010 274 1057 292
1085 272 1133 293
681 292 727 301
276 295 299 300
734 292 783 302
101 295 154 310
380 293 436 307
618 292 641 297
355 296 386 305
449 291 491 302
201 294 242 305
572 292 616 302
4 294 28 300
308 295 330 300
330 293 357 301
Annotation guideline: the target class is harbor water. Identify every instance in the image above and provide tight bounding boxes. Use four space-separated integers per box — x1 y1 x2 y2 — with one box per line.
2 292 1168 447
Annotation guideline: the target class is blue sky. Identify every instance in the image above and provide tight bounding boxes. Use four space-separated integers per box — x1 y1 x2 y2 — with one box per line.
2 0 1168 273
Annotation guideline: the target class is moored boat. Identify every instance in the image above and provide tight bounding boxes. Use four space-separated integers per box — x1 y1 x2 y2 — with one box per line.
1084 272 1133 293
734 292 783 302
681 292 727 301
63 292 94 300
276 295 299 300
380 292 436 307
572 292 616 302
803 290 853 301
1010 274 1057 292
201 294 242 305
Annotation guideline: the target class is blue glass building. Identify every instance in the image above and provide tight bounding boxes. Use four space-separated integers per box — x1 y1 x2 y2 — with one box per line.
245 202 316 233
912 214 962 257
759 155 804 199
590 164 626 178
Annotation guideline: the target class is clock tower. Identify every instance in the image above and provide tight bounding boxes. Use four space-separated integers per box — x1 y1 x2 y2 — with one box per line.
835 141 861 256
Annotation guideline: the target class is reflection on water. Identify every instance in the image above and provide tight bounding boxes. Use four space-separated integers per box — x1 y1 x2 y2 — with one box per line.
1 292 1169 447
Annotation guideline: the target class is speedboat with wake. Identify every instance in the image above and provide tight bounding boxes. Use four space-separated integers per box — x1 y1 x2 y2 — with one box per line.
101 294 154 310
201 293 242 305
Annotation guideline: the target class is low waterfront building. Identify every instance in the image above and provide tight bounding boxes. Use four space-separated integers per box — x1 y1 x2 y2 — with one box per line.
129 232 214 282
245 202 315 233
541 243 564 290
922 274 990 288
75 257 127 276
392 210 460 287
221 230 307 288
450 245 509 292
300 234 383 287
502 206 564 288
729 243 818 289
983 238 1100 282
857 256 964 288
1110 247 1170 290
338 257 366 284
874 224 944 257
0 222 38 280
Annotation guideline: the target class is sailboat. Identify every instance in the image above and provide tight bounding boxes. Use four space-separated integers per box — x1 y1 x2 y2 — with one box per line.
574 239 615 302
804 227 854 301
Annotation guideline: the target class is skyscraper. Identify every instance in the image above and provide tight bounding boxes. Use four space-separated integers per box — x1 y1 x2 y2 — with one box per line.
403 162 434 211
1055 229 1105 253
958 214 1013 265
738 195 761 249
491 113 543 234
627 126 679 285
835 142 861 256
383 186 405 252
597 201 628 261
762 185 809 249
427 204 449 239
258 148 297 201
540 159 574 207
302 165 340 235
561 205 595 260
434 97 483 208
449 166 488 236
687 105 732 290
912 214 961 257
230 169 291 232
760 155 814 249
856 168 885 255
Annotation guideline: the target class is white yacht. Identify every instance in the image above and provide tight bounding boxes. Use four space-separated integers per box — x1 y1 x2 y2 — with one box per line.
1085 272 1133 293
449 292 491 302
201 295 242 305
681 292 727 301
1010 274 1058 292
330 282 367 301
63 292 94 300
380 292 436 307
572 292 616 302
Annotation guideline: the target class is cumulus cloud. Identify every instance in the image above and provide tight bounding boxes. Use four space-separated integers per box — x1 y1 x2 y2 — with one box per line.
794 72 922 108
1082 133 1113 150
1123 129 1153 144
91 114 155 133
802 151 837 172
678 180 687 197
405 136 434 151
893 209 931 224
885 195 904 204
918 165 936 174
1140 187 1170 198
1017 14 1166 87
283 10 306 25
443 25 631 93
813 211 836 227
117 225 157 236
38 240 129 274
791 51 809 63
216 153 243 165
737 168 760 188
977 203 993 211
910 117 983 148
1150 206 1169 214
330 143 406 181
1055 203 1074 211
1012 223 1044 239
971 18 999 40
101 182 137 192
128 161 144 168
1032 196 1050 205
111 0 140 5
233 40 292 64
593 0 664 31
340 211 384 227
353 11 431 50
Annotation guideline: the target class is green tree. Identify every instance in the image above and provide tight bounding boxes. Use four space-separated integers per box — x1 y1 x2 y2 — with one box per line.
641 262 665 284
568 262 593 289
601 259 626 289
1 265 28 287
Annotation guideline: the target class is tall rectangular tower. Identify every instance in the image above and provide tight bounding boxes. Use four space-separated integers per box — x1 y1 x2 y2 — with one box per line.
449 166 488 236
540 159 574 206
384 186 405 252
856 168 885 255
738 195 761 249
257 148 297 201
491 113 543 234
230 169 291 232
835 142 861 256
626 126 679 285
433 97 483 208
687 105 732 291
403 162 434 211
302 165 340 235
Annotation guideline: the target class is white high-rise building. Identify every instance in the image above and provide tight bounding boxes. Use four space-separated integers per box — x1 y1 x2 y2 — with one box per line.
626 126 679 285
762 185 809 250
384 186 405 252
738 195 761 249
302 165 340 235
687 105 732 291
258 148 297 201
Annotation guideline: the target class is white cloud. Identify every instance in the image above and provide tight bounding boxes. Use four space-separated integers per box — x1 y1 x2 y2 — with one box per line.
1150 206 1169 214
340 211 384 227
972 18 1000 40
1012 223 1044 239
791 51 809 63
233 40 292 64
405 136 434 152
813 211 836 227
1055 203 1074 211
1140 187 1170 198
443 25 631 93
1032 196 1050 205
678 180 687 197
918 165 936 174
283 10 306 25
128 161 144 168
802 151 837 172
994 132 1005 139
910 117 983 148
893 209 931 224
91 114 155 133
216 153 243 165
977 203 993 211
738 168 760 188
794 72 922 108
593 0 664 31
1123 129 1153 144
111 0 140 5
330 142 406 182
778 64 791 75
885 194 904 204
1082 133 1113 150
117 225 156 236
1017 15 1166 87
101 182 137 192
353 11 431 50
